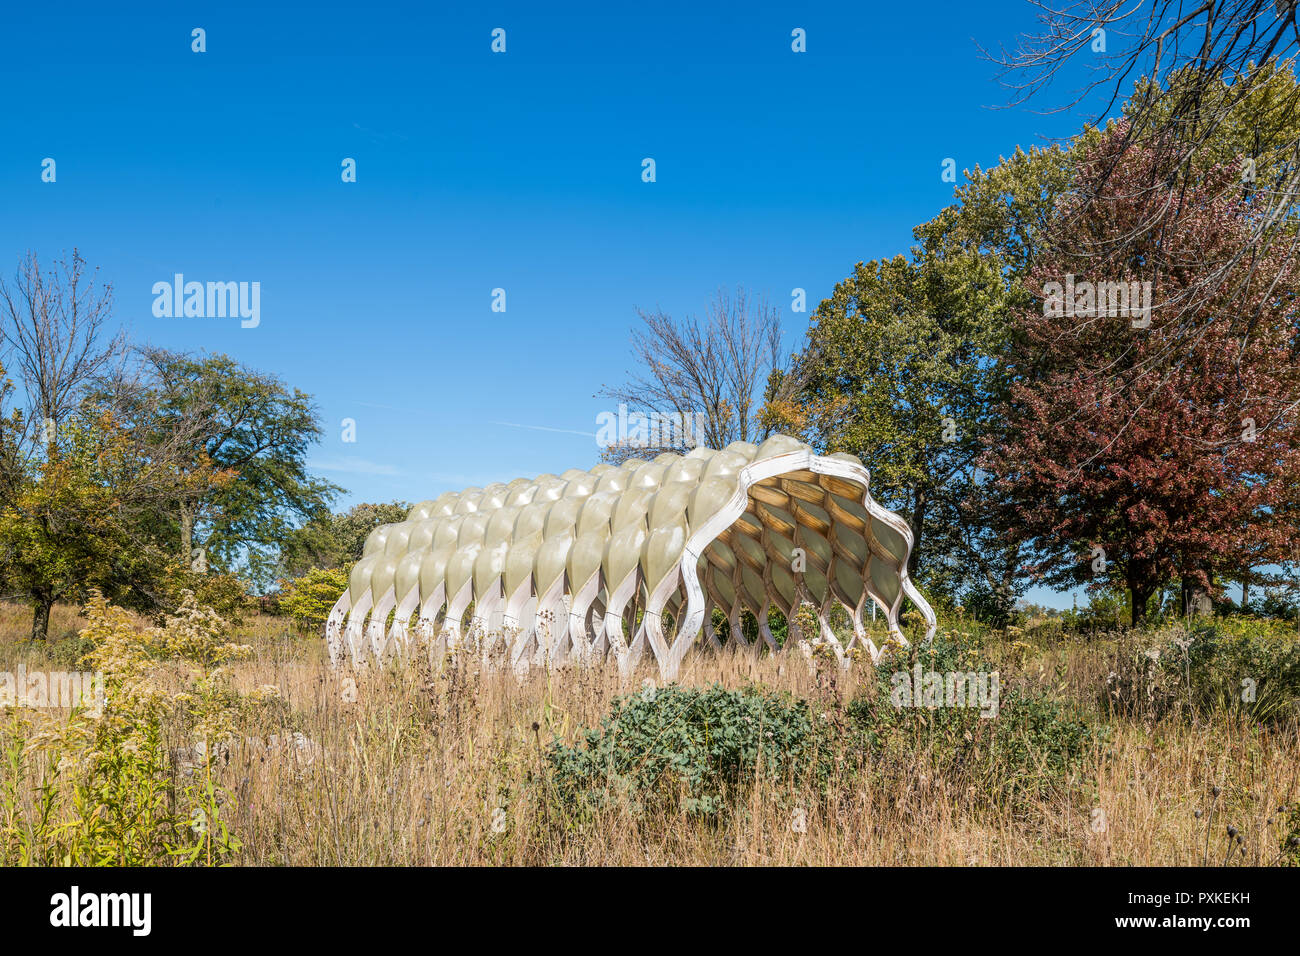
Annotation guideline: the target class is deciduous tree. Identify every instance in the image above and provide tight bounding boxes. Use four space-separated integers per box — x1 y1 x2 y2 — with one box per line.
599 287 799 462
121 349 340 588
983 127 1300 623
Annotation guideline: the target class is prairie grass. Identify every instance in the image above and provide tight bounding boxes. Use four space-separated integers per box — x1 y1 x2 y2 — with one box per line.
1 601 1297 866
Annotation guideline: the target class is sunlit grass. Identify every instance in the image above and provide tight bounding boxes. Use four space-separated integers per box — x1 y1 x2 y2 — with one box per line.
1 602 1296 865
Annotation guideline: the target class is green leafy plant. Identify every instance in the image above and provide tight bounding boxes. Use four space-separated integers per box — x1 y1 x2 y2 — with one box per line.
1167 623 1300 723
547 684 819 818
279 566 349 633
157 564 251 625
849 636 1102 802
0 592 254 865
1106 622 1300 723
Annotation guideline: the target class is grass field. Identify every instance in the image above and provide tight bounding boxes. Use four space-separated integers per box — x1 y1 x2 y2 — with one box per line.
1 599 1298 866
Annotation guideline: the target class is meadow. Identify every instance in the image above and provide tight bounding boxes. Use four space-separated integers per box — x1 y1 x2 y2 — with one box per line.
1 598 1298 866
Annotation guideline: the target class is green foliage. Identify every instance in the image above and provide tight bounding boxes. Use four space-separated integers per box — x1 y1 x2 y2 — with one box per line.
0 366 204 638
784 148 1082 601
1128 61 1300 190
1059 584 1160 632
1 339 338 633
849 637 1102 801
546 647 1102 827
1259 589 1299 621
279 567 350 633
793 240 1009 591
1109 622 1300 724
547 684 818 817
1202 614 1300 643
157 565 251 624
962 579 1017 628
0 593 253 865
280 501 411 576
132 349 341 589
783 69 1300 617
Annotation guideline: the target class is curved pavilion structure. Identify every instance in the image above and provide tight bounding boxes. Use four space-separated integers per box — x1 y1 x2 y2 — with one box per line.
325 434 935 678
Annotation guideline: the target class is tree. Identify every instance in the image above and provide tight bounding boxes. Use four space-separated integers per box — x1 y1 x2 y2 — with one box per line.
0 362 214 639
279 500 411 577
0 252 341 630
982 126 1300 624
787 224 1010 595
0 250 124 452
939 64 1299 612
280 567 351 632
786 66 1297 615
991 7 1300 403
0 253 214 639
598 287 799 461
121 349 340 588
771 138 1086 617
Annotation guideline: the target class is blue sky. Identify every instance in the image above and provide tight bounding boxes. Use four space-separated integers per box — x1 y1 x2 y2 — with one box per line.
1 1 1109 605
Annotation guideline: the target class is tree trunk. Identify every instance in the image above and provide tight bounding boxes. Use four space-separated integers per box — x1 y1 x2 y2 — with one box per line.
1129 564 1154 627
1241 572 1249 609
30 597 53 642
908 488 927 576
1131 586 1160 627
179 502 195 566
1181 575 1211 617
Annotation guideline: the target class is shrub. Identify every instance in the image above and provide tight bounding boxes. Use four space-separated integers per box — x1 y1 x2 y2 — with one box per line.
848 636 1102 802
1259 589 1298 622
962 580 1016 628
0 592 256 865
1168 622 1299 722
547 684 819 818
1204 614 1298 642
158 565 252 625
1105 621 1300 723
279 567 349 633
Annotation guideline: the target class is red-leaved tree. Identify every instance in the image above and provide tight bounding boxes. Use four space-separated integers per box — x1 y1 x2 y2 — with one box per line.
983 125 1300 624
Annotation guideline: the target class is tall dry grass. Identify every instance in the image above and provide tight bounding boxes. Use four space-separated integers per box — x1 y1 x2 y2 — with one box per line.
1 601 1296 865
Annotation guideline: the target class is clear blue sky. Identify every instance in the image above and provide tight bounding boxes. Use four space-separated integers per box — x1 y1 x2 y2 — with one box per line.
2 1 1107 606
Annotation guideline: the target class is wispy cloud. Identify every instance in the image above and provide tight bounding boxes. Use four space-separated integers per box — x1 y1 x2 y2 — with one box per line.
350 402 595 439
493 421 596 439
313 456 404 477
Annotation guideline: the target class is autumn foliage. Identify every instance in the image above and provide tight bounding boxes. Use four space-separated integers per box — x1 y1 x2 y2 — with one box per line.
983 125 1300 623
